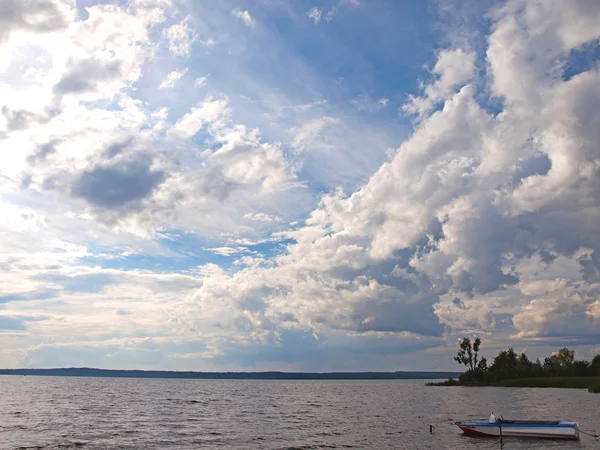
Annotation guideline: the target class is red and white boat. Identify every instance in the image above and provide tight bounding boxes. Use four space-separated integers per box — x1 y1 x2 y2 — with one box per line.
455 419 579 440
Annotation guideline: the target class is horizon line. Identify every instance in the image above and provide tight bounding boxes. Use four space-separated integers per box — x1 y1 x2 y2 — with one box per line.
0 367 463 380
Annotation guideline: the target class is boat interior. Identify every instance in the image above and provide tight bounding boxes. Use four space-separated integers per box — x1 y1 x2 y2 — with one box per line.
498 420 562 424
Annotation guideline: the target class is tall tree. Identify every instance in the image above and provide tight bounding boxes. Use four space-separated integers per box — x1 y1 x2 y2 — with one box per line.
543 348 576 376
489 348 519 381
454 337 481 371
555 348 575 366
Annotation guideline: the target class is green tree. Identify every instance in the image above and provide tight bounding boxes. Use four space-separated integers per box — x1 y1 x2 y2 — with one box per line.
543 356 559 376
543 348 576 376
573 360 590 376
454 337 481 372
477 357 488 373
516 352 533 378
555 348 575 366
488 348 519 381
591 355 600 376
530 358 544 377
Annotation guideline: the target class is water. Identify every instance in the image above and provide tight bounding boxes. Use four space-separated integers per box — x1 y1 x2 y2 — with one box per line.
1 376 599 449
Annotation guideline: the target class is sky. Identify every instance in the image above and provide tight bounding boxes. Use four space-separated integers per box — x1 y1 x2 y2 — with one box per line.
0 0 599 372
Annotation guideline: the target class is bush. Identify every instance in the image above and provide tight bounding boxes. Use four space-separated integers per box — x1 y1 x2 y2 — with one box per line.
426 378 461 386
589 381 600 393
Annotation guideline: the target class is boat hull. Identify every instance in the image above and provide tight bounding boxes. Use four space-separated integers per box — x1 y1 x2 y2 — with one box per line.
455 421 579 440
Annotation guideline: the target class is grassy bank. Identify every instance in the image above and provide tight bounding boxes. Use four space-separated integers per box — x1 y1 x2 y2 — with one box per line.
495 376 600 389
427 378 462 386
429 376 600 391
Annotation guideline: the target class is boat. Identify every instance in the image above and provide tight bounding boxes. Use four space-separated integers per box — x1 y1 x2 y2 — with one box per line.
455 419 579 440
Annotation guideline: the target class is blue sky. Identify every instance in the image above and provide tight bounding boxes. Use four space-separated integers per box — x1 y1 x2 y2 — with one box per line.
1 0 600 371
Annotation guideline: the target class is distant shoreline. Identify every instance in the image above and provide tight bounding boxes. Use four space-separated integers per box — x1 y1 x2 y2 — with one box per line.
427 376 600 393
0 368 462 380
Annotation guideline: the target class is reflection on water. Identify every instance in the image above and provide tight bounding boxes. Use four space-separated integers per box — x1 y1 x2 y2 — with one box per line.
0 376 598 449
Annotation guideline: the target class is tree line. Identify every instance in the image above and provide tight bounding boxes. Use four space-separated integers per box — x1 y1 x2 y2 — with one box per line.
454 337 600 384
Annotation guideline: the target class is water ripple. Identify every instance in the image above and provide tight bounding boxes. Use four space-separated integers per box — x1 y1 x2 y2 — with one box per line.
1 377 599 449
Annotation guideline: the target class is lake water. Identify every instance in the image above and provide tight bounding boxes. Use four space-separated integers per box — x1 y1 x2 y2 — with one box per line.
1 376 599 449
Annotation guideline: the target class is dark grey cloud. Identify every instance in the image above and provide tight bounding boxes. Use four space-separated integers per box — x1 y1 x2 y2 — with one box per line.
511 152 552 187
1 106 36 131
237 287 271 312
53 59 122 96
71 156 166 209
209 329 442 370
278 312 297 323
442 202 520 296
349 288 445 337
452 297 467 309
0 0 69 42
197 166 241 202
1 104 63 135
104 138 134 159
27 140 60 164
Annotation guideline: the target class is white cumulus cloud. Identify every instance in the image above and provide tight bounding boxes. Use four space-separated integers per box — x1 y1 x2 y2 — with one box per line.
159 68 188 89
232 9 255 28
163 15 196 57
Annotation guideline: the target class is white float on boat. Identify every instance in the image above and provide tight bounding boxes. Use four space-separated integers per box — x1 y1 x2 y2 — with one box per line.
455 419 579 440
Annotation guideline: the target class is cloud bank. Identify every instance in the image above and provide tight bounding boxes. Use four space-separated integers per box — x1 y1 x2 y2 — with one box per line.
0 0 599 370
